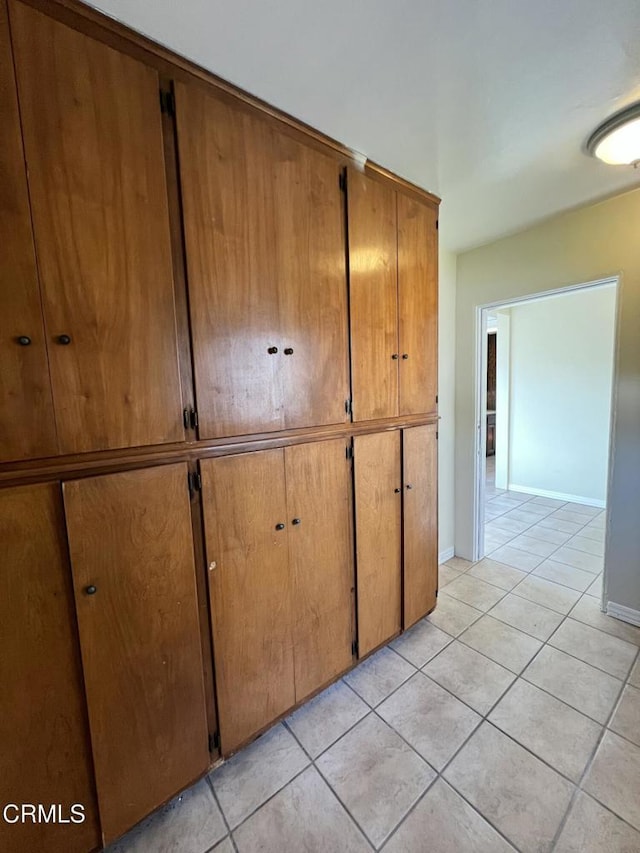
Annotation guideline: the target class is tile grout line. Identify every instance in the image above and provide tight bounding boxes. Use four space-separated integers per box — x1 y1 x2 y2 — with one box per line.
434 588 632 686
209 493 621 851
548 642 640 851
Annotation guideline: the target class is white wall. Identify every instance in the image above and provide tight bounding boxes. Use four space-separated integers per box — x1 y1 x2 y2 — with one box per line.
438 250 456 562
505 287 616 505
455 187 640 620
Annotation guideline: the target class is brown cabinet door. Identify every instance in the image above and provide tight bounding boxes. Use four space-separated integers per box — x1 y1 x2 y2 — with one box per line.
403 424 438 627
397 194 438 415
200 450 294 753
0 1 56 462
285 439 354 701
175 83 349 438
63 465 208 843
0 483 100 853
10 3 184 454
347 169 399 421
353 431 402 656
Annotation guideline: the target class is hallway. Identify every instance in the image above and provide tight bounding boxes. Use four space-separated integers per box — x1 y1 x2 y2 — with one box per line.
110 489 640 853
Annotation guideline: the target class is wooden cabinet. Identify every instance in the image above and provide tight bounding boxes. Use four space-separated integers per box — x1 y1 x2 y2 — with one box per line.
347 170 399 422
174 81 350 438
0 1 56 462
398 195 438 416
9 2 185 455
200 449 294 754
353 431 402 656
403 424 438 628
347 169 438 421
0 483 100 853
201 438 354 753
63 464 209 843
354 425 438 655
0 0 439 842
285 440 354 701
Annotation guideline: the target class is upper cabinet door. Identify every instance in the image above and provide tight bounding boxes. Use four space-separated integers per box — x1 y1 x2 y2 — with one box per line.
0 1 56 462
285 439 354 701
347 169 399 421
276 139 350 430
397 194 438 415
10 3 184 454
63 464 208 843
0 483 100 853
200 450 294 753
402 424 438 628
175 83 349 438
353 430 402 656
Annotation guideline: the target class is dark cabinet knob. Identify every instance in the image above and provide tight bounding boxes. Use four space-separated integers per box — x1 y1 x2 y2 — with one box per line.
394 488 401 493
406 484 413 490
292 518 301 525
85 585 97 595
391 353 399 360
58 334 72 345
268 346 278 354
402 353 409 359
275 523 285 531
284 347 294 355
17 336 32 346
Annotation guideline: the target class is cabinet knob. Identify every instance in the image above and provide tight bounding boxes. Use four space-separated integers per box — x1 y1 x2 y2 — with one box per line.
391 353 399 360
17 336 32 346
284 347 294 355
402 353 409 359
275 523 285 531
292 518 301 525
85 584 97 595
267 346 278 354
406 484 413 490
58 334 72 345
394 488 401 493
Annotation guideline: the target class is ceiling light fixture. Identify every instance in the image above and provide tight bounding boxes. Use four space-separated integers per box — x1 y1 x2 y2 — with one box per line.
587 102 640 166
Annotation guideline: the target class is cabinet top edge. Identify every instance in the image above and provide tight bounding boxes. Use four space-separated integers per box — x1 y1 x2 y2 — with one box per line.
0 415 439 487
12 0 440 206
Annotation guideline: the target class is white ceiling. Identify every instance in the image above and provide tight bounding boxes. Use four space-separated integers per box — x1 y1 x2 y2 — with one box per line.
87 0 640 251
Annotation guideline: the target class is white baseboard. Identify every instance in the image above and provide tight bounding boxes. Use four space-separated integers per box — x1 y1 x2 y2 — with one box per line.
507 484 605 509
438 546 455 565
606 602 640 627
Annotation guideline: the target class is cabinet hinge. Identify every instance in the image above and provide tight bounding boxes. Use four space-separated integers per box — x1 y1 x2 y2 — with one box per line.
351 639 359 657
436 219 439 230
345 398 352 416
209 732 220 753
436 431 439 440
159 88 175 116
187 471 202 495
184 407 199 430
436 394 438 405
346 445 353 460
339 170 346 192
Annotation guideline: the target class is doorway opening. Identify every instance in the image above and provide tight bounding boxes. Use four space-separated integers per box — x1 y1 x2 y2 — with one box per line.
473 277 619 606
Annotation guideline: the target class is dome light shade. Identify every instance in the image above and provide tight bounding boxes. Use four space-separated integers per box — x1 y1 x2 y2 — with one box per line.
587 103 640 166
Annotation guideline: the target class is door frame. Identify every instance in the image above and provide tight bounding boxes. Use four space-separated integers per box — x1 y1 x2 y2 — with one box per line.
472 276 620 607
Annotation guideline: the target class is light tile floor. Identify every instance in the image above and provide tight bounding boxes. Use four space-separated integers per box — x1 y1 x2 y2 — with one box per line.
109 481 640 853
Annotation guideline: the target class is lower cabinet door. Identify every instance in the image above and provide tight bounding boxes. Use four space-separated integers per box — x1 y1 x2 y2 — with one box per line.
285 439 354 701
353 431 402 656
200 450 295 754
403 424 438 628
0 483 100 853
63 464 209 844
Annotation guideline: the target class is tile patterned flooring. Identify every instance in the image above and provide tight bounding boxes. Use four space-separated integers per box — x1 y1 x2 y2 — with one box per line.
109 483 640 853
